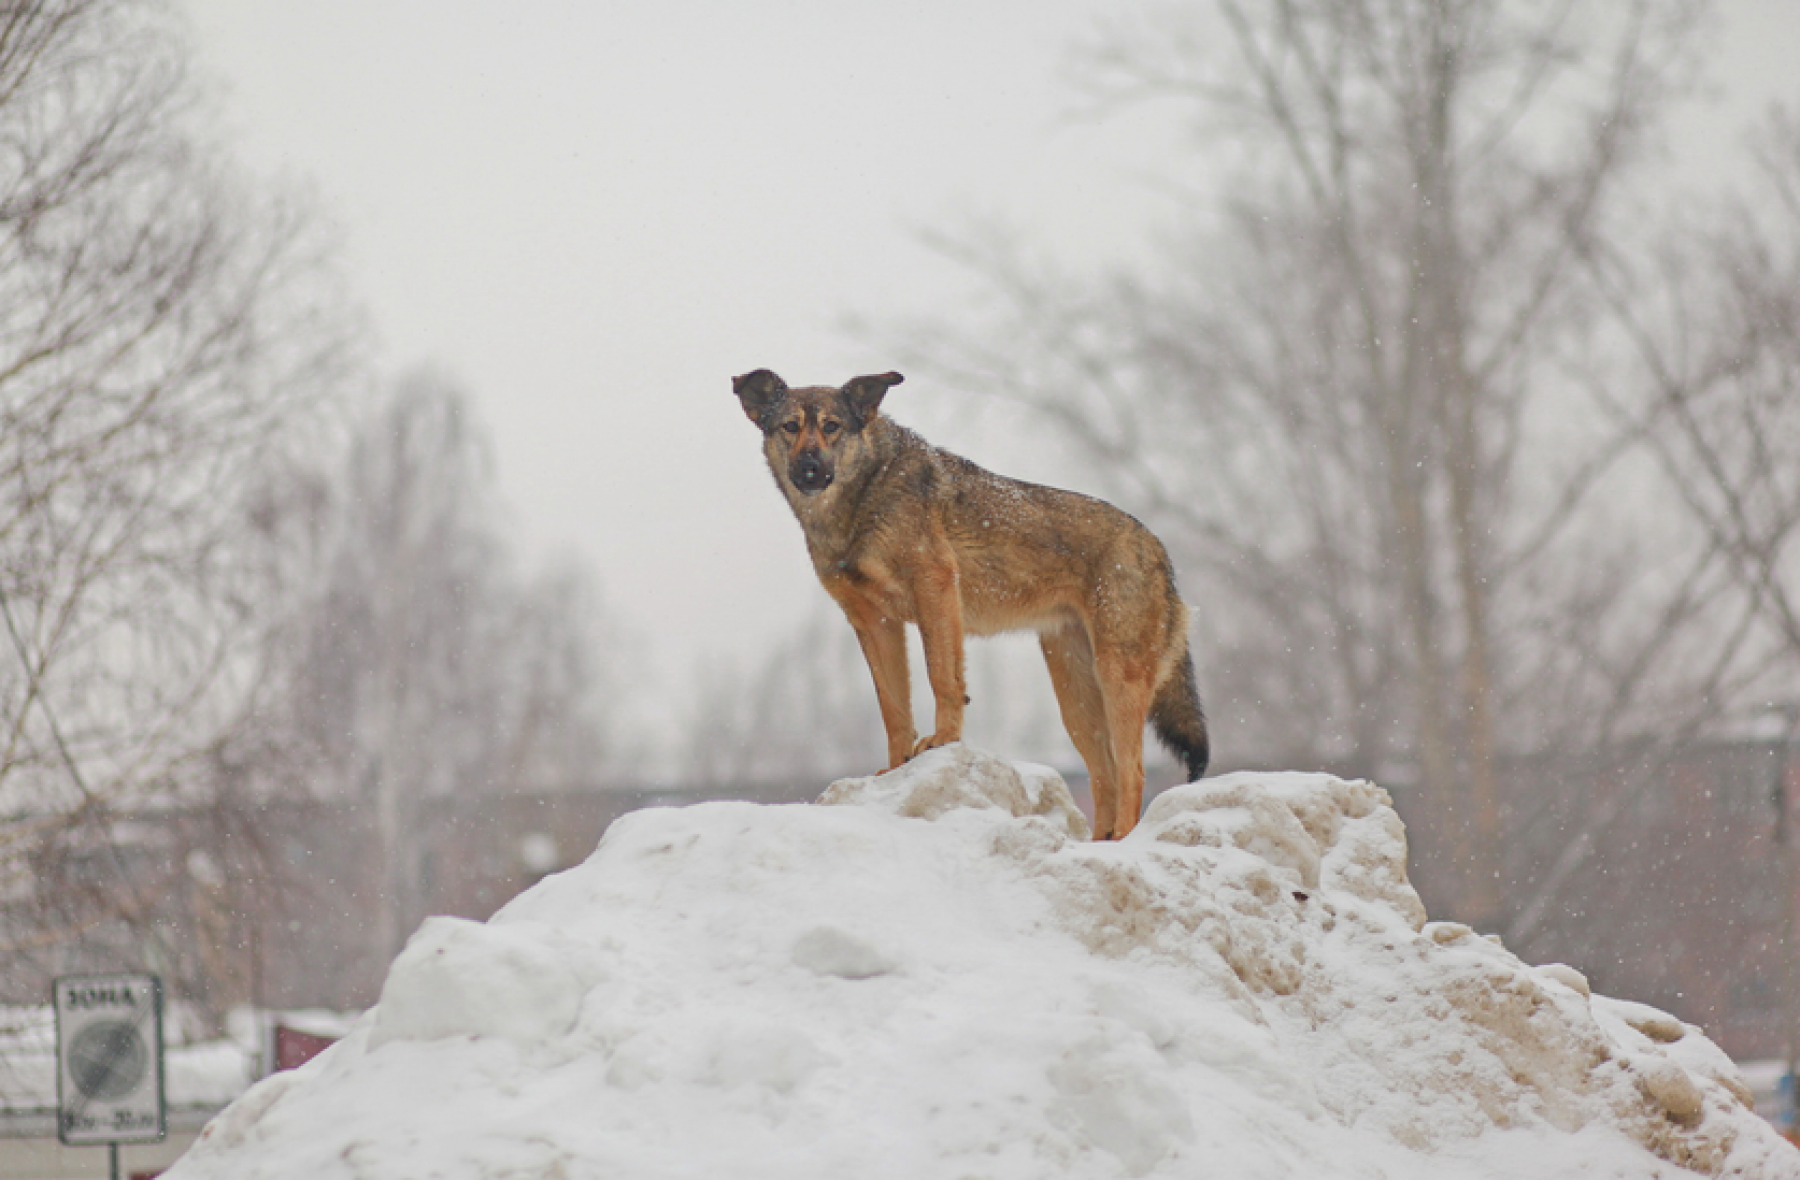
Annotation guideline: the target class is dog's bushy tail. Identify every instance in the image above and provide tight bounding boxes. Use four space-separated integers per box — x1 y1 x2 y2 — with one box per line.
1150 647 1210 783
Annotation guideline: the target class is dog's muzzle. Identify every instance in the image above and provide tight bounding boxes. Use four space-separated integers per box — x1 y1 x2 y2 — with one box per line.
791 452 833 494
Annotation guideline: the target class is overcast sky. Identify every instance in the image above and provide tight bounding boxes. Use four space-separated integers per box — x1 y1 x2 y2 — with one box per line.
177 1 1800 760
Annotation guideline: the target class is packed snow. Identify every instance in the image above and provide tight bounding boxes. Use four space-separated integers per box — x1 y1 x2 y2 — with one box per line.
167 745 1797 1179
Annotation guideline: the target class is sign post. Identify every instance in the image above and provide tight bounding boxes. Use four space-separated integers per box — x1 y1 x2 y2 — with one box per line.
53 973 166 1179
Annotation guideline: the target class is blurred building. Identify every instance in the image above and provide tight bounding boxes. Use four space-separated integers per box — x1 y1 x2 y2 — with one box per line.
0 781 821 1015
5 743 1799 1062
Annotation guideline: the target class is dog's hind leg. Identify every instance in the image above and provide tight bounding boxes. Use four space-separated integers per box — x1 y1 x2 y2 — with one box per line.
1040 624 1118 840
1093 647 1156 840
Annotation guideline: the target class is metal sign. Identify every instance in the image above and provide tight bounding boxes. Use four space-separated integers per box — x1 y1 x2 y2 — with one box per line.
53 973 166 1146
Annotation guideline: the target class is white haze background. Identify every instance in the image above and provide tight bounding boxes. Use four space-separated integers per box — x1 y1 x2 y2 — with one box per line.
178 0 1800 766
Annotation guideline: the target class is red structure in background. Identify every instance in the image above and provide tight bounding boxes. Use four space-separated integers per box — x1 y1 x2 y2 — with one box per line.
274 1024 337 1072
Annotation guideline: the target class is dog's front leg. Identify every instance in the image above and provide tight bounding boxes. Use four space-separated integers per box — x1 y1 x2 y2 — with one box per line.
836 592 917 770
911 558 966 756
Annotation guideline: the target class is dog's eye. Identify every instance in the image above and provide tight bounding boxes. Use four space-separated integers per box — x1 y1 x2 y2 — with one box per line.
822 421 841 437
781 421 801 435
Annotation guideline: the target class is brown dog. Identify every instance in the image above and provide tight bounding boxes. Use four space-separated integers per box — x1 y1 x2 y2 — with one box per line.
733 369 1207 839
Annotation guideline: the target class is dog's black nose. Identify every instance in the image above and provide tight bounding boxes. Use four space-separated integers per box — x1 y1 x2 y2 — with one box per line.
791 453 832 493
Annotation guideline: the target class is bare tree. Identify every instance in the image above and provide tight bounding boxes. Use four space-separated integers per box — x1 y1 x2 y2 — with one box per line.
1604 109 1800 697
266 371 620 968
0 0 353 982
897 0 1708 926
0 3 619 1015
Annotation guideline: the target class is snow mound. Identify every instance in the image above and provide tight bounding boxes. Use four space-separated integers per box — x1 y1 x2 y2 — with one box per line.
819 741 1090 838
168 746 1796 1180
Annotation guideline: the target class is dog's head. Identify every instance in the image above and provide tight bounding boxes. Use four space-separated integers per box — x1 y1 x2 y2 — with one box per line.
733 369 904 496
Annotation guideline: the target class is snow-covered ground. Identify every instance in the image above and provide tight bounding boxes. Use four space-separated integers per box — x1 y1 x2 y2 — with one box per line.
167 746 1798 1178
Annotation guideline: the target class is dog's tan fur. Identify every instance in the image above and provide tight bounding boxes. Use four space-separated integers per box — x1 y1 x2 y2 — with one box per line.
734 369 1208 839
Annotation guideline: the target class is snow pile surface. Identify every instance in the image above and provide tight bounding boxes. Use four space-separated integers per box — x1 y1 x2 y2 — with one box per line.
169 746 1797 1179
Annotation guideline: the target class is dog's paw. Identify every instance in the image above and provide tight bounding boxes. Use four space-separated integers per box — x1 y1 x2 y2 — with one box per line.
911 733 955 758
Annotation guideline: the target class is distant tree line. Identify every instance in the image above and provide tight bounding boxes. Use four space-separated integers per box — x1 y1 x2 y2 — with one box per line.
687 0 1800 938
878 0 1800 930
0 0 622 1019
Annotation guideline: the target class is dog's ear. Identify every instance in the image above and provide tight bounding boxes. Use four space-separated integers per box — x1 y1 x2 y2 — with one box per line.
733 369 788 428
840 371 904 427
